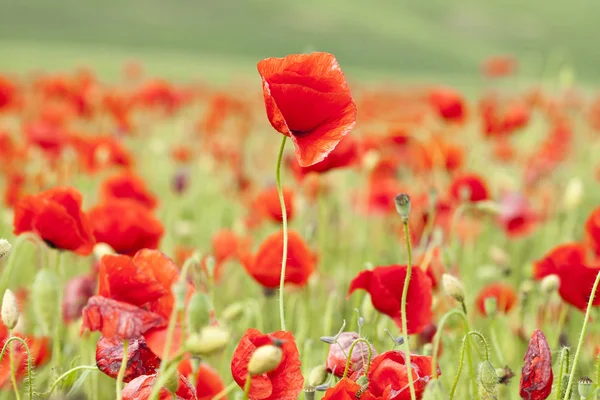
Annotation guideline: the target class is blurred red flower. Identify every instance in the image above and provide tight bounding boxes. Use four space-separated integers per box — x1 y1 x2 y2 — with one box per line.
257 52 357 167
497 192 538 237
231 328 303 400
13 186 95 254
252 186 295 224
121 373 197 400
520 329 552 400
326 331 377 377
348 265 433 334
482 55 517 78
88 198 164 256
100 172 158 209
585 206 600 258
62 274 96 323
428 87 467 124
179 361 228 400
449 173 489 203
322 378 378 400
475 283 517 315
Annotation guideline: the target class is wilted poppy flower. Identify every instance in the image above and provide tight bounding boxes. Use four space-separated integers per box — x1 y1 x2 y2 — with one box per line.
231 328 303 400
475 283 517 315
326 332 378 377
520 329 552 400
96 336 161 382
242 230 316 289
257 52 357 167
13 186 95 254
62 274 96 323
497 192 538 237
88 199 164 256
348 265 433 334
367 350 439 399
322 378 378 400
100 172 158 209
428 87 467 123
449 173 489 203
585 206 600 258
533 243 600 311
121 373 196 400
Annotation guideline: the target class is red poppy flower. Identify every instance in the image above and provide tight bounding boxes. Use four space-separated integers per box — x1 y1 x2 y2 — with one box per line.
100 172 158 209
367 350 439 399
96 336 161 382
585 206 600 257
520 329 552 400
179 361 227 400
13 186 95 254
533 243 600 311
428 87 467 124
348 265 433 334
231 328 303 400
497 192 538 237
322 378 378 400
0 322 50 388
326 332 377 377
62 274 96 323
257 52 357 167
291 134 359 179
88 198 164 256
475 283 517 315
241 230 316 289
121 374 197 400
69 134 134 173
253 186 295 224
449 173 489 203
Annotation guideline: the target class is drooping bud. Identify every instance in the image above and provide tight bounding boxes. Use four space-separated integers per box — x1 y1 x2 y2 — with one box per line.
483 297 498 317
478 360 498 398
442 273 465 303
184 326 230 357
1 289 19 329
540 274 560 295
222 302 245 323
31 268 59 334
578 376 593 398
186 292 211 333
394 193 411 222
563 177 583 211
247 344 283 376
307 365 328 387
0 239 12 261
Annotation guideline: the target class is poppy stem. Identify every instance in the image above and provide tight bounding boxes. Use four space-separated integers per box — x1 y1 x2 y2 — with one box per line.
115 339 129 400
563 271 600 400
242 375 252 400
52 250 63 372
400 221 418 400
8 331 21 400
556 347 570 400
489 317 505 365
449 334 468 400
0 336 33 400
431 309 469 380
341 338 373 379
210 381 237 400
275 135 288 331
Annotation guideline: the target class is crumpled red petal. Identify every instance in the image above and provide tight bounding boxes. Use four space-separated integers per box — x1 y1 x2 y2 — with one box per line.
96 336 161 382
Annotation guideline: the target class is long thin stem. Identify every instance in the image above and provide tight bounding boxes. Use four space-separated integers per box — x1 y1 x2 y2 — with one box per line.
341 338 373 379
431 309 469 379
52 251 63 371
0 336 33 400
115 339 129 400
242 375 252 400
563 271 600 400
275 135 288 331
8 330 21 400
401 221 417 400
489 318 505 365
449 335 468 400
556 347 570 400
42 366 98 397
210 381 237 400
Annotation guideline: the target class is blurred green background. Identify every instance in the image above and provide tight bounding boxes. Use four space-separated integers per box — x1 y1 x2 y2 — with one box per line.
0 0 596 84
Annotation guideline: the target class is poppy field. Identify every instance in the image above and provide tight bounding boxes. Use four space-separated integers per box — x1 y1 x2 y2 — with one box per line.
2 5 600 399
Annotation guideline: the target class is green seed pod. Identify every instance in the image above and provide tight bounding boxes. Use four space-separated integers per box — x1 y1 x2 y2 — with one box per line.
247 345 283 376
578 376 593 398
185 326 230 357
31 268 59 334
186 292 211 334
478 360 498 397
394 193 411 221
222 302 245 323
307 365 328 387
1 289 19 330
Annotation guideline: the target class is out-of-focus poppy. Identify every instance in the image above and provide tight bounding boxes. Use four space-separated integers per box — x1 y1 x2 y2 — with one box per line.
13 186 95 254
367 350 439 399
585 206 600 258
69 134 134 173
251 186 295 225
179 361 228 400
475 283 517 315
497 192 538 237
96 336 161 382
231 328 303 400
241 230 316 289
482 55 517 78
88 198 164 256
62 274 96 323
100 172 157 209
520 329 552 400
290 134 359 179
121 373 197 400
326 332 377 377
257 52 357 167
428 87 467 124
322 378 378 400
0 74 16 110
449 173 489 203
348 265 433 334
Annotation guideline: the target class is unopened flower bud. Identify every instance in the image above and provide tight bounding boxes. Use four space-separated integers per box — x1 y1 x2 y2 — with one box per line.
394 194 411 221
478 360 498 396
0 239 11 261
204 256 216 280
519 280 535 297
247 344 283 376
559 376 571 400
308 365 328 387
320 336 336 345
578 376 593 398
93 243 114 262
1 289 19 330
442 274 465 303
540 274 560 295
222 302 245 323
185 326 230 357
31 268 59 334
563 177 583 211
172 167 190 195
186 292 211 333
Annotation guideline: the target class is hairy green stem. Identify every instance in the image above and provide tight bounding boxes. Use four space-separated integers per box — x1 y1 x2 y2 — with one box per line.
0 336 33 400
401 221 417 400
556 347 570 400
431 309 469 379
449 335 468 400
466 331 490 361
8 330 21 400
342 338 373 379
115 339 129 400
276 135 288 331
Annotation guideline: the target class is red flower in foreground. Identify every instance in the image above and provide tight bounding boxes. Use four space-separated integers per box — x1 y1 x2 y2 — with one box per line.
100 172 158 209
231 328 303 400
348 265 433 334
88 199 164 256
449 173 489 203
429 87 467 123
367 350 439 400
96 336 161 382
475 283 517 315
326 332 377 377
533 243 600 311
585 206 600 258
322 378 378 400
0 322 50 388
520 329 552 400
122 374 197 400
257 52 357 167
13 186 95 254
242 230 316 289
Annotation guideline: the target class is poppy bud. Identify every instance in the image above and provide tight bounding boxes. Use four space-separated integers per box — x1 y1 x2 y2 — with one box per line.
540 274 560 295
31 268 59 334
478 360 498 397
519 280 535 297
307 365 328 387
362 150 380 171
442 273 465 303
320 336 336 345
394 194 411 222
484 297 497 317
578 376 592 398
186 292 211 333
222 302 245 323
185 326 230 357
93 243 114 261
247 344 283 376
563 177 583 211
0 239 11 260
1 289 19 330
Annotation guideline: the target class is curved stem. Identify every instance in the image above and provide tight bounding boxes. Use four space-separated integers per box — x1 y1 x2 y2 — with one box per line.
210 381 237 400
556 347 570 400
276 135 288 331
449 335 468 400
431 309 469 379
8 330 21 400
42 365 98 397
342 338 373 379
466 331 490 361
116 339 129 400
401 221 417 400
0 336 33 400
563 271 600 400
242 375 252 400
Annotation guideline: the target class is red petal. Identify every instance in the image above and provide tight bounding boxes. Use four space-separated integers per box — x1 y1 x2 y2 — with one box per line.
520 329 553 400
96 336 161 382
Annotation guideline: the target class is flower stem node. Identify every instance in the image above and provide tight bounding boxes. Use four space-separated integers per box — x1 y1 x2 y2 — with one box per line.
1 289 19 330
394 194 411 222
184 326 230 357
247 345 283 376
441 273 465 303
578 376 593 398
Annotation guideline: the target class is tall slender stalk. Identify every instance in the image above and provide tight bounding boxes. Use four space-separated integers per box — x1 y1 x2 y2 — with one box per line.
275 135 289 331
401 222 417 400
115 339 129 400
